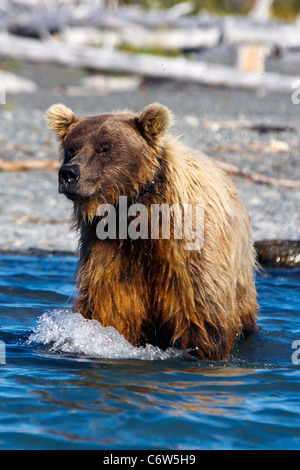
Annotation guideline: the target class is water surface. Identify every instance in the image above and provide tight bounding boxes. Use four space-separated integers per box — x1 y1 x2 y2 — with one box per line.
0 254 299 450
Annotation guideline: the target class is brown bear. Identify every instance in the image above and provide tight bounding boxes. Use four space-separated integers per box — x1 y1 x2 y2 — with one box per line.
45 102 257 360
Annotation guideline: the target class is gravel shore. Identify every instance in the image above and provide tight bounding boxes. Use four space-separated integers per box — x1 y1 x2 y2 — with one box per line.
0 63 299 253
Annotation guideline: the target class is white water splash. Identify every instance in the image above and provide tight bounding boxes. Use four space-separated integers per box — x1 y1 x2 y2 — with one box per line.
27 309 183 361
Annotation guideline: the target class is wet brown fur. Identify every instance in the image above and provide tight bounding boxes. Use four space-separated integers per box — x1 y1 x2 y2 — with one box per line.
46 102 257 360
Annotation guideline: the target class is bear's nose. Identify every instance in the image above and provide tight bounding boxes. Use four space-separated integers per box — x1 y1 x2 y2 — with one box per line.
59 164 80 186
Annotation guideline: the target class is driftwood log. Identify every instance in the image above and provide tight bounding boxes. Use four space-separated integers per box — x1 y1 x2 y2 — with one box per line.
224 17 300 49
62 25 221 51
254 239 300 267
0 32 297 91
0 69 37 94
0 159 59 172
2 0 300 46
211 160 300 190
204 120 295 133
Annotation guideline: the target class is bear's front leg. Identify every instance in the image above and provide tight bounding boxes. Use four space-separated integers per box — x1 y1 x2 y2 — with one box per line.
75 249 150 347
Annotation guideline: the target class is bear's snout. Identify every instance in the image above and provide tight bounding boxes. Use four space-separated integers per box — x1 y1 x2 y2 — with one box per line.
58 164 81 196
59 164 80 185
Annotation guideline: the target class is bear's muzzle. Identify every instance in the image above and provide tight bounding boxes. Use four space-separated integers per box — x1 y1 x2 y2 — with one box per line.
58 164 81 199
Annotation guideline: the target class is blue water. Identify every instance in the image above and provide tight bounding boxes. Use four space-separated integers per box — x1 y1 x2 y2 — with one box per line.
0 253 299 450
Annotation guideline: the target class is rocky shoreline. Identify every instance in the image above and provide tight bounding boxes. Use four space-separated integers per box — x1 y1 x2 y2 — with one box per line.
0 63 299 266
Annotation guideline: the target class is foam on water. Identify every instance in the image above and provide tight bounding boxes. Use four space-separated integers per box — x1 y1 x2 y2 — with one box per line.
27 309 183 360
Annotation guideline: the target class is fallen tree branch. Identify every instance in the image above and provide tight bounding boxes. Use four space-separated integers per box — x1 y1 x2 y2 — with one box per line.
0 33 297 91
0 159 59 172
204 120 295 133
0 69 37 94
254 239 300 267
214 159 300 189
224 17 300 49
62 25 221 50
210 139 291 154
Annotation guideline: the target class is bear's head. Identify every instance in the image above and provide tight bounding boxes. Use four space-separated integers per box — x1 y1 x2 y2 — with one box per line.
45 103 172 212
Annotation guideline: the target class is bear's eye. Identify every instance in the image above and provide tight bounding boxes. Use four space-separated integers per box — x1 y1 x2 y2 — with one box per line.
66 143 80 156
98 143 111 154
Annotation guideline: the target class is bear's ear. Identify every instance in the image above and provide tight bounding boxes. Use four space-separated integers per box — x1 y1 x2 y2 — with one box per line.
139 103 172 143
45 103 76 141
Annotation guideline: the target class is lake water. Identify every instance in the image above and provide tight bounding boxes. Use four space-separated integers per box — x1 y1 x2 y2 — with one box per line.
0 253 299 450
